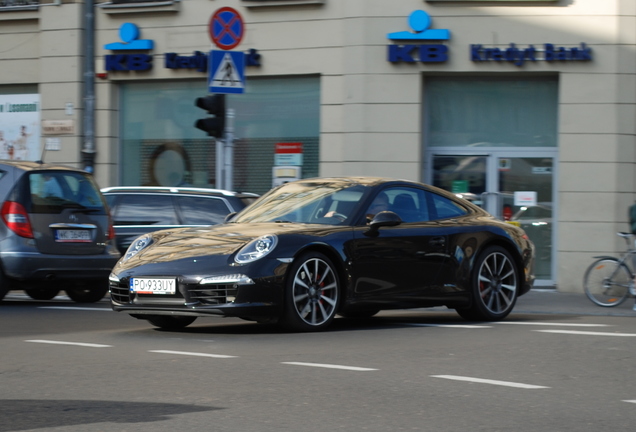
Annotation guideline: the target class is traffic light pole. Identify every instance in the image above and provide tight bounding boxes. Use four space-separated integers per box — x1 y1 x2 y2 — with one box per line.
215 108 235 191
224 108 235 191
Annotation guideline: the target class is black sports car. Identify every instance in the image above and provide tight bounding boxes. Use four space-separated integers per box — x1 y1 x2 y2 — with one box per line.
109 177 535 332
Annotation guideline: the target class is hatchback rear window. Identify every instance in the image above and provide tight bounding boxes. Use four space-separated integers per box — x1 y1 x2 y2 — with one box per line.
28 171 106 214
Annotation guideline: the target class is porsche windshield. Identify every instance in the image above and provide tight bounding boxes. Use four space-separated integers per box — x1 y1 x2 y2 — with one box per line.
233 182 368 224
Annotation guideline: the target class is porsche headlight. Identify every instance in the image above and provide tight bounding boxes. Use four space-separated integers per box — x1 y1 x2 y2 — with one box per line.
123 234 153 262
235 234 278 264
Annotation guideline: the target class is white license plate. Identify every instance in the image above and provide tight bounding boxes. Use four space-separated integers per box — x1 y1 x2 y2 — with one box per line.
130 278 176 295
55 229 92 243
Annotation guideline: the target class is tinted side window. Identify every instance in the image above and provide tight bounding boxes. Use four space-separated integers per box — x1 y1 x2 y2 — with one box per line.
176 196 231 225
367 187 429 223
113 195 178 225
429 193 467 220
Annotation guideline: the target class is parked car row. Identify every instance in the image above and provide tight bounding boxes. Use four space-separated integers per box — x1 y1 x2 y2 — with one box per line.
0 160 258 303
2 161 536 333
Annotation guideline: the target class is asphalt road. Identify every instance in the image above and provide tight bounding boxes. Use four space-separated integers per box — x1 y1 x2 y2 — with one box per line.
1 291 636 432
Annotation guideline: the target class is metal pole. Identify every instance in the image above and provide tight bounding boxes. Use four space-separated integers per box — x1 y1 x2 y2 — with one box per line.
82 0 96 173
216 139 224 189
224 108 234 191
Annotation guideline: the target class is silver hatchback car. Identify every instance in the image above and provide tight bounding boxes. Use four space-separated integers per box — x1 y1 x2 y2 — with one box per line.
0 161 120 302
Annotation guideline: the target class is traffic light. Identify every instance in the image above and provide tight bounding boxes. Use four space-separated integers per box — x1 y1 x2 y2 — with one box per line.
194 94 226 138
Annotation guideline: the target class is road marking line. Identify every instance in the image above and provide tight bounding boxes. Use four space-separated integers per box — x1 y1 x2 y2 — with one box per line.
282 362 378 371
535 330 636 337
623 400 636 404
403 324 492 328
25 339 112 348
494 322 609 327
431 375 549 389
149 350 237 359
38 307 112 311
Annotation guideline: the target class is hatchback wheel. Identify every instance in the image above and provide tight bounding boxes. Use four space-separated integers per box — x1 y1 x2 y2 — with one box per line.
65 285 108 303
26 288 60 301
281 251 340 332
456 246 518 321
146 315 197 330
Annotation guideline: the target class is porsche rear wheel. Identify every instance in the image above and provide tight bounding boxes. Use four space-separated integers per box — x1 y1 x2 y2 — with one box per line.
146 315 197 330
456 246 519 321
281 251 340 332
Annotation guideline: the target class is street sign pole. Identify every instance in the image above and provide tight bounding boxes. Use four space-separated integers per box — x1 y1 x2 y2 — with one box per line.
208 7 245 190
224 108 235 191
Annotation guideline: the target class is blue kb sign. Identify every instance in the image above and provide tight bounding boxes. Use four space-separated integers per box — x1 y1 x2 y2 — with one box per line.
387 10 451 64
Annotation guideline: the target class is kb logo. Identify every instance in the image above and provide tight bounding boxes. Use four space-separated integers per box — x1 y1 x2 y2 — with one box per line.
386 10 450 64
104 23 154 72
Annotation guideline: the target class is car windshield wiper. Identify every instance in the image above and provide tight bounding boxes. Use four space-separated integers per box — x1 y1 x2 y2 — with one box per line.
273 220 294 223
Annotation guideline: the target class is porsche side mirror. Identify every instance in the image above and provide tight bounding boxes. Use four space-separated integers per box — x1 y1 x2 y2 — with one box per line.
365 211 401 236
224 212 237 223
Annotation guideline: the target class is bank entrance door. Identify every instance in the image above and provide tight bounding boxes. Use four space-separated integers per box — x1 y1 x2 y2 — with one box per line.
430 152 555 285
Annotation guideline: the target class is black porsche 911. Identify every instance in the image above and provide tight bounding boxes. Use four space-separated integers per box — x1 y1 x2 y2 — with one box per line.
109 177 535 332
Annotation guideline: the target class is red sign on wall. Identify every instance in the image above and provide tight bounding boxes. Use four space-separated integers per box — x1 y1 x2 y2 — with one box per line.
275 143 303 166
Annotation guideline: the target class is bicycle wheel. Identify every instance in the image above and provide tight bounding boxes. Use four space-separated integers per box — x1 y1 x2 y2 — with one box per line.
583 258 631 307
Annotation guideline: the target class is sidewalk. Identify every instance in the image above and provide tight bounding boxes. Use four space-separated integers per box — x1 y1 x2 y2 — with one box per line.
515 289 636 317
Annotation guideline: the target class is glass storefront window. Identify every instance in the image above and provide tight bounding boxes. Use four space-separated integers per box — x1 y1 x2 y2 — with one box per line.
119 76 319 194
425 76 558 148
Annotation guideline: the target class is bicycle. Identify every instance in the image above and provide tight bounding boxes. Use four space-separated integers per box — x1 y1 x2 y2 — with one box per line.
583 232 636 307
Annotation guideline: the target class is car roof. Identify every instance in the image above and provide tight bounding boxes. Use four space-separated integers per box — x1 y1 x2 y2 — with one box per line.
288 176 419 188
100 186 258 198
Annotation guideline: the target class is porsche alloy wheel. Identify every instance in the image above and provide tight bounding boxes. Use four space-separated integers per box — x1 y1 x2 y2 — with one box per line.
282 252 340 332
456 246 518 321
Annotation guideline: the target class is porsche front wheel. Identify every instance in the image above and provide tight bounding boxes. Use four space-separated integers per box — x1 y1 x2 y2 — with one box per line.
281 252 340 332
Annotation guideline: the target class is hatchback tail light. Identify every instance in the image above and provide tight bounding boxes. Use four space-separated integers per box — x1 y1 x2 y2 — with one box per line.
106 215 116 241
1 201 34 238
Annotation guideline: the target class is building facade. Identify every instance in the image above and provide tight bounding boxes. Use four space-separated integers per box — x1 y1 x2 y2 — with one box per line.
0 0 634 292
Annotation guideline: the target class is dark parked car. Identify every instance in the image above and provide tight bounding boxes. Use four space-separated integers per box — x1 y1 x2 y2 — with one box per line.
0 161 120 302
101 186 259 254
109 177 535 332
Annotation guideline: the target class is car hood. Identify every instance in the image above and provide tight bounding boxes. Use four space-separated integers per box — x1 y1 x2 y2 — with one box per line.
117 222 346 267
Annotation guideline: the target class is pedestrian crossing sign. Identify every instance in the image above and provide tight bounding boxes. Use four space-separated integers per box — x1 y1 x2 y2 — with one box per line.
209 50 245 94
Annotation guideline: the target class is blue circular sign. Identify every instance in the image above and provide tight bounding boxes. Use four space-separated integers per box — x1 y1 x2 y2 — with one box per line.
209 7 244 50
